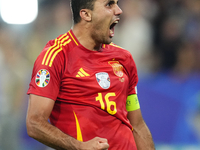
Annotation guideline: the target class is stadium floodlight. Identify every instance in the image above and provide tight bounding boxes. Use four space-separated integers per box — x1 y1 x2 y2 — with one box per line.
0 0 38 24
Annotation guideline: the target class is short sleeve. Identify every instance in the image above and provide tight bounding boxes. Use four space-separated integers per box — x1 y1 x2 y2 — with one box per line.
125 52 138 95
27 40 64 101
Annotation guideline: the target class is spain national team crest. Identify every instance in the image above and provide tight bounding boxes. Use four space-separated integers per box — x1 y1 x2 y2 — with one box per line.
108 61 124 77
35 69 50 87
96 72 110 89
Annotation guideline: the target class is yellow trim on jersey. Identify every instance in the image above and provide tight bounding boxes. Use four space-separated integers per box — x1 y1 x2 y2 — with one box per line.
126 94 140 112
49 39 71 67
45 36 69 66
41 34 71 67
109 42 123 49
73 111 83 142
69 30 79 46
42 38 57 65
42 34 67 65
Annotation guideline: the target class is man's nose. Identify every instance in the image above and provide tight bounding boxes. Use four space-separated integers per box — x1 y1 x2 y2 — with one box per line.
115 5 123 15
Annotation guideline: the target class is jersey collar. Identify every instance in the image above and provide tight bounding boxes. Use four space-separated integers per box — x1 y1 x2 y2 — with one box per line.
68 29 80 46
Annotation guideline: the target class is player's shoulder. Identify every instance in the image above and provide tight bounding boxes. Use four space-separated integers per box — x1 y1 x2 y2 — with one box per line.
106 42 132 57
40 31 74 58
36 32 73 67
44 32 72 51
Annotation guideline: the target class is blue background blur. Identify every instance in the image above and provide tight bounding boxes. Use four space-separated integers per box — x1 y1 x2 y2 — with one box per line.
0 0 200 149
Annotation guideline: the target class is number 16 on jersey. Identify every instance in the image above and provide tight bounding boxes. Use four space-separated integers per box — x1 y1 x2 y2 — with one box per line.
96 92 117 115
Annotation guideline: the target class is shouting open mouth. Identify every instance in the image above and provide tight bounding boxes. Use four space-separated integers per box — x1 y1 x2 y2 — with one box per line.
109 19 119 38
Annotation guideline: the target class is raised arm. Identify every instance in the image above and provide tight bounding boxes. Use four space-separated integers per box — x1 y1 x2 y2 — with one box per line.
127 109 155 150
26 94 109 150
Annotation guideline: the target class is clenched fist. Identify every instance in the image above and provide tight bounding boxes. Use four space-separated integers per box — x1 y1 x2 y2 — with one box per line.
80 137 109 150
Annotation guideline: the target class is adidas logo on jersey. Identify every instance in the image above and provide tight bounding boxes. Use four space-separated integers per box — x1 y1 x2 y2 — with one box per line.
76 68 90 77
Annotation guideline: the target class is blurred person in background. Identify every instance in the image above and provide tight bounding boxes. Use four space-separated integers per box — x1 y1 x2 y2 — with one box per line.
147 0 200 145
152 0 200 73
26 0 155 150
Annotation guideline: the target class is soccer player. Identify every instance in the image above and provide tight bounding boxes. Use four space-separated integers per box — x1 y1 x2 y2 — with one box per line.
26 0 155 149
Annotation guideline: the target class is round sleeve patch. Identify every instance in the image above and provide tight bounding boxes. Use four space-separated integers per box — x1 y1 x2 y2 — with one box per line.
35 69 50 87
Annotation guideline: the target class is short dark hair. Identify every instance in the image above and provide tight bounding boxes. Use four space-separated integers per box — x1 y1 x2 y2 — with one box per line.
70 0 95 24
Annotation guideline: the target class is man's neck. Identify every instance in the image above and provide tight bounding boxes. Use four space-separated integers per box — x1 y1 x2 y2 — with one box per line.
72 24 102 51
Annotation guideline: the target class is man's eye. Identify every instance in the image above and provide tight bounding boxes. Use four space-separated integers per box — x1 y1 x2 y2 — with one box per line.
106 3 111 6
106 1 114 7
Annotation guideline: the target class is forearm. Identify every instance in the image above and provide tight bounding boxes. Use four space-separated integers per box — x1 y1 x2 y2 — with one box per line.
133 120 155 150
26 116 81 150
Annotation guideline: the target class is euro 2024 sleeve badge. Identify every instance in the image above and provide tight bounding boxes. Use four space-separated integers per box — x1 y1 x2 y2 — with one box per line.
35 69 50 87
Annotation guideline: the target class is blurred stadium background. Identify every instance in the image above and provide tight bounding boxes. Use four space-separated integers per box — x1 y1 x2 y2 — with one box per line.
0 0 200 149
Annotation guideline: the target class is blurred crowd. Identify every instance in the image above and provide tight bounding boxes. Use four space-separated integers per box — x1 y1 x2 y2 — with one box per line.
0 0 200 149
116 0 200 76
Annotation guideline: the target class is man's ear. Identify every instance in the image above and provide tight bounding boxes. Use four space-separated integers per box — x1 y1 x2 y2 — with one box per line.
80 9 92 22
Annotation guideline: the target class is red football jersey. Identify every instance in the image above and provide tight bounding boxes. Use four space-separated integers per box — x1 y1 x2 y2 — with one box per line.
27 30 138 150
